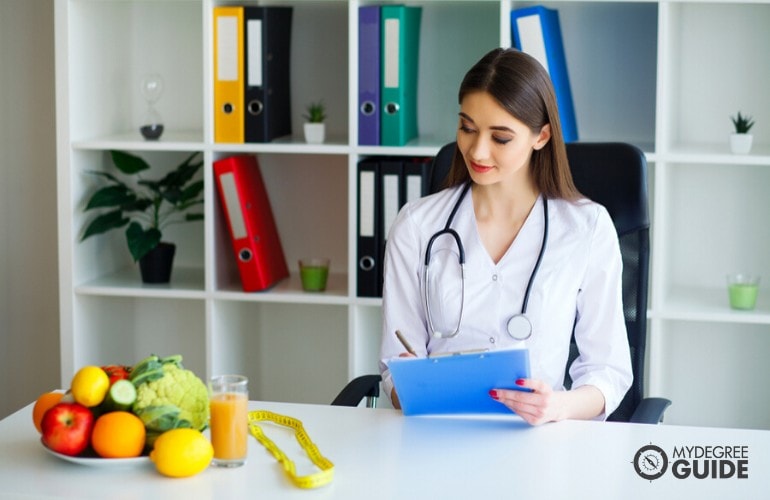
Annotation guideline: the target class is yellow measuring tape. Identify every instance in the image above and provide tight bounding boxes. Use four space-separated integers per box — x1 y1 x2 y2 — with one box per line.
247 410 334 489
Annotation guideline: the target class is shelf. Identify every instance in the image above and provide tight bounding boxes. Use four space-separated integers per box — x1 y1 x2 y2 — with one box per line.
75 267 205 299
213 272 350 305
657 286 770 325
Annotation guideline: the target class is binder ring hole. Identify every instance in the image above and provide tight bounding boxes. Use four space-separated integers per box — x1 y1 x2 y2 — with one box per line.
361 101 375 116
385 102 399 115
239 249 253 262
359 256 375 271
248 100 264 116
223 103 234 114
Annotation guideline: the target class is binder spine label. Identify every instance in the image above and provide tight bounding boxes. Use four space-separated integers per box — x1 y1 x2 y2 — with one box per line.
217 16 239 81
246 20 263 86
219 173 246 239
383 19 400 88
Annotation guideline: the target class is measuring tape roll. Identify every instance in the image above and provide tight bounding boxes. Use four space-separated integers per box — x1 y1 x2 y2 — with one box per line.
248 410 334 489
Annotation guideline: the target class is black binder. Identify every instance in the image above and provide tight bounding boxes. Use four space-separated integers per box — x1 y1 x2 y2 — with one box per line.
244 6 293 143
357 158 381 297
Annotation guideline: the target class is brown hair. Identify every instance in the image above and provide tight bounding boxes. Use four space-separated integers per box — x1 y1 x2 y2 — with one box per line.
444 48 580 201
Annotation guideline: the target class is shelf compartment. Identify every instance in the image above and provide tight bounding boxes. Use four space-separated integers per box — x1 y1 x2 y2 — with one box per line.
209 301 349 404
659 162 770 296
662 2 770 152
67 294 206 380
64 0 203 142
657 286 770 325
72 149 205 287
211 153 348 294
654 320 770 430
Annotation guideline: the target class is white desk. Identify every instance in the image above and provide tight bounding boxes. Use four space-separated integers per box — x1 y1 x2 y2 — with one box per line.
1 400 768 499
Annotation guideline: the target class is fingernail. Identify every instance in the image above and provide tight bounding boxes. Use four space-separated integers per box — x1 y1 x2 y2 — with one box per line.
515 379 526 386
489 390 499 400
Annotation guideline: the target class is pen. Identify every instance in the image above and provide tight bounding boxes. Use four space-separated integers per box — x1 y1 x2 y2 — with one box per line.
394 330 417 356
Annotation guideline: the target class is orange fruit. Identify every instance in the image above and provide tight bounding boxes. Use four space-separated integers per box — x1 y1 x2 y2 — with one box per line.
91 411 146 458
32 392 64 433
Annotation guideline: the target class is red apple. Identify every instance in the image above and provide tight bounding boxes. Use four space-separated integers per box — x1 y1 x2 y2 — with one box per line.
41 402 94 456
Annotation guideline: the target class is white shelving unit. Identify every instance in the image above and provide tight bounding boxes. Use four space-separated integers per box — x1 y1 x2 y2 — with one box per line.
55 0 770 429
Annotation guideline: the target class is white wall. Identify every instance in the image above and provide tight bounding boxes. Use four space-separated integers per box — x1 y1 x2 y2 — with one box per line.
0 0 60 418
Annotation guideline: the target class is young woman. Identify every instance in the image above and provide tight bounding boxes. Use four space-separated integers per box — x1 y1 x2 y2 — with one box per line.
379 48 632 425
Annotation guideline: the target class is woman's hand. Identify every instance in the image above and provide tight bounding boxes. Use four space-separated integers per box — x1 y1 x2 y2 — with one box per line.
489 380 605 425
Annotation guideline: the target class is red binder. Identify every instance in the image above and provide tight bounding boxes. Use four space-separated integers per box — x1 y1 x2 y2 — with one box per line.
213 155 289 291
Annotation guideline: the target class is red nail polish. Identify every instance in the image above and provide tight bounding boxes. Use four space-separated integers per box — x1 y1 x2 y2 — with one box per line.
489 389 499 400
515 379 526 386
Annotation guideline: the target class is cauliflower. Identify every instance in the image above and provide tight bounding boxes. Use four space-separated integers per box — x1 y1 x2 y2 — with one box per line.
130 355 209 443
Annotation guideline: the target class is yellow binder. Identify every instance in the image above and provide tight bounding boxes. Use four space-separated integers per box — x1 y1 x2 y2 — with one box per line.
213 6 245 143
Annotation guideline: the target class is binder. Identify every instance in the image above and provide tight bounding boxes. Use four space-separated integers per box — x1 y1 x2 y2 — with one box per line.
386 349 531 416
213 155 289 292
380 5 422 146
377 158 403 293
244 6 293 143
213 6 245 143
511 5 578 142
357 158 381 297
402 157 431 205
358 5 381 146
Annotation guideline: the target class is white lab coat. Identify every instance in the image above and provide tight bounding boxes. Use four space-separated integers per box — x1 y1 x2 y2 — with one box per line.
379 184 633 419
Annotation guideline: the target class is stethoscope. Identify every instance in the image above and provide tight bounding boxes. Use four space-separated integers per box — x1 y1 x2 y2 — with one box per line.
423 182 549 340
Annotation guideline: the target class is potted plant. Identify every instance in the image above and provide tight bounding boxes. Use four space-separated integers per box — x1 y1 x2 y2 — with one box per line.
303 100 327 144
81 150 204 283
730 111 755 154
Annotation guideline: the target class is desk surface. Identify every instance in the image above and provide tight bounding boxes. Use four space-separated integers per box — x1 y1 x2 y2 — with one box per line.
0 400 768 500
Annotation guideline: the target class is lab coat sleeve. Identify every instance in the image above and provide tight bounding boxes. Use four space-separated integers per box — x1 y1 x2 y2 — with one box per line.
569 207 633 420
379 204 430 402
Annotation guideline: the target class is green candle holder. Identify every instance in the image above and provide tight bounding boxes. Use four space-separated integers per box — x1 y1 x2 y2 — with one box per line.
727 274 760 310
299 258 330 292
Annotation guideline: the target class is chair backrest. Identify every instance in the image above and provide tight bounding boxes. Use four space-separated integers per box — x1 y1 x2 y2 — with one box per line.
428 142 650 422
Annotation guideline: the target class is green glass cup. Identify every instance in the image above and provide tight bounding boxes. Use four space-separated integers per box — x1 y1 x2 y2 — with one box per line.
727 274 760 310
299 258 330 292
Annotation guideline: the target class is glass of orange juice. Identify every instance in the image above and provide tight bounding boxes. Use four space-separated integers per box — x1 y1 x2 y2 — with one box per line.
209 374 249 467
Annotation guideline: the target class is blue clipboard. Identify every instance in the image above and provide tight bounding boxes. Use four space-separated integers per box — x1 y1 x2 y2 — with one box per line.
386 349 531 416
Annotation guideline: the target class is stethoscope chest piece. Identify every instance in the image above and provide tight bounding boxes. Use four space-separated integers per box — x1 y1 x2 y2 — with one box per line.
506 313 533 341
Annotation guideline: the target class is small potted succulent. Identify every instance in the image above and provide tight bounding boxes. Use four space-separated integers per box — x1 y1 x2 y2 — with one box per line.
81 150 204 283
730 111 755 154
303 100 327 144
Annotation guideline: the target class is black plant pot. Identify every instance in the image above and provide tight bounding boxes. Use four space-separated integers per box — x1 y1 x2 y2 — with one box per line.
138 242 176 284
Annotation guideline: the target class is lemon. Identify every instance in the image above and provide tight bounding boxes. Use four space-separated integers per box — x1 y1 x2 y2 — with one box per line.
150 429 213 478
70 366 110 407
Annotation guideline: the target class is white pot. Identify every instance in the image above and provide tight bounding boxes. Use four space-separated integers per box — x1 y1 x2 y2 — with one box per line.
304 123 326 144
729 133 753 154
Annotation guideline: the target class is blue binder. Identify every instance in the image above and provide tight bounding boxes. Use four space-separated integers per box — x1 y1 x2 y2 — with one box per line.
358 6 380 145
387 349 531 416
511 5 578 142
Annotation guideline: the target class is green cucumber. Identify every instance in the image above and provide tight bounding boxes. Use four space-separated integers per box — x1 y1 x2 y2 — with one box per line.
103 379 137 411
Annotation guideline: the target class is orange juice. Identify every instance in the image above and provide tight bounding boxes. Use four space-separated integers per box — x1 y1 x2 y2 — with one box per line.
209 393 248 462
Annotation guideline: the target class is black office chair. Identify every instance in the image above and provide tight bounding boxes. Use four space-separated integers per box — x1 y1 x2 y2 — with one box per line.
331 374 382 408
334 142 671 423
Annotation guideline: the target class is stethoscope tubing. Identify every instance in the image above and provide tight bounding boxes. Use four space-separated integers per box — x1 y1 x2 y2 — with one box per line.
424 182 548 340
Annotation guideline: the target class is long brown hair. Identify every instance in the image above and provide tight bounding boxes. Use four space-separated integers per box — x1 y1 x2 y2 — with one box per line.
445 48 580 201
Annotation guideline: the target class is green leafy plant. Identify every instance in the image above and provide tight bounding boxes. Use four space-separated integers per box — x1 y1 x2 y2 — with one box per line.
81 150 204 262
731 112 755 134
303 100 327 123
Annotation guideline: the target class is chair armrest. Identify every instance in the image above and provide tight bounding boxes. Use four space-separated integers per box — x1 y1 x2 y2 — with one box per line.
331 375 382 407
629 397 672 424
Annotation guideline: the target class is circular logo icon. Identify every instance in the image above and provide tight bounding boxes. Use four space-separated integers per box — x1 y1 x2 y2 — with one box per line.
633 444 668 480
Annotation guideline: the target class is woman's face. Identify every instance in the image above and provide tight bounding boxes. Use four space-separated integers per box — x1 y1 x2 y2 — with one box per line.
456 91 550 187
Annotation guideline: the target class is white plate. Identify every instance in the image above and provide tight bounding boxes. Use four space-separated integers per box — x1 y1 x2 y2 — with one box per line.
42 441 151 468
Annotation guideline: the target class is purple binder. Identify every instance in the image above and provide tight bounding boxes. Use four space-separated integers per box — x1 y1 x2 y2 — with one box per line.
358 6 380 145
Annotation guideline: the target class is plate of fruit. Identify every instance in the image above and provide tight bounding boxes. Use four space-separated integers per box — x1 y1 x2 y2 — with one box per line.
33 355 211 473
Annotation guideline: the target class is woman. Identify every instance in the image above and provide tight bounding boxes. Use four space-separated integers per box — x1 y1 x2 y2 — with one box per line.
379 48 632 425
